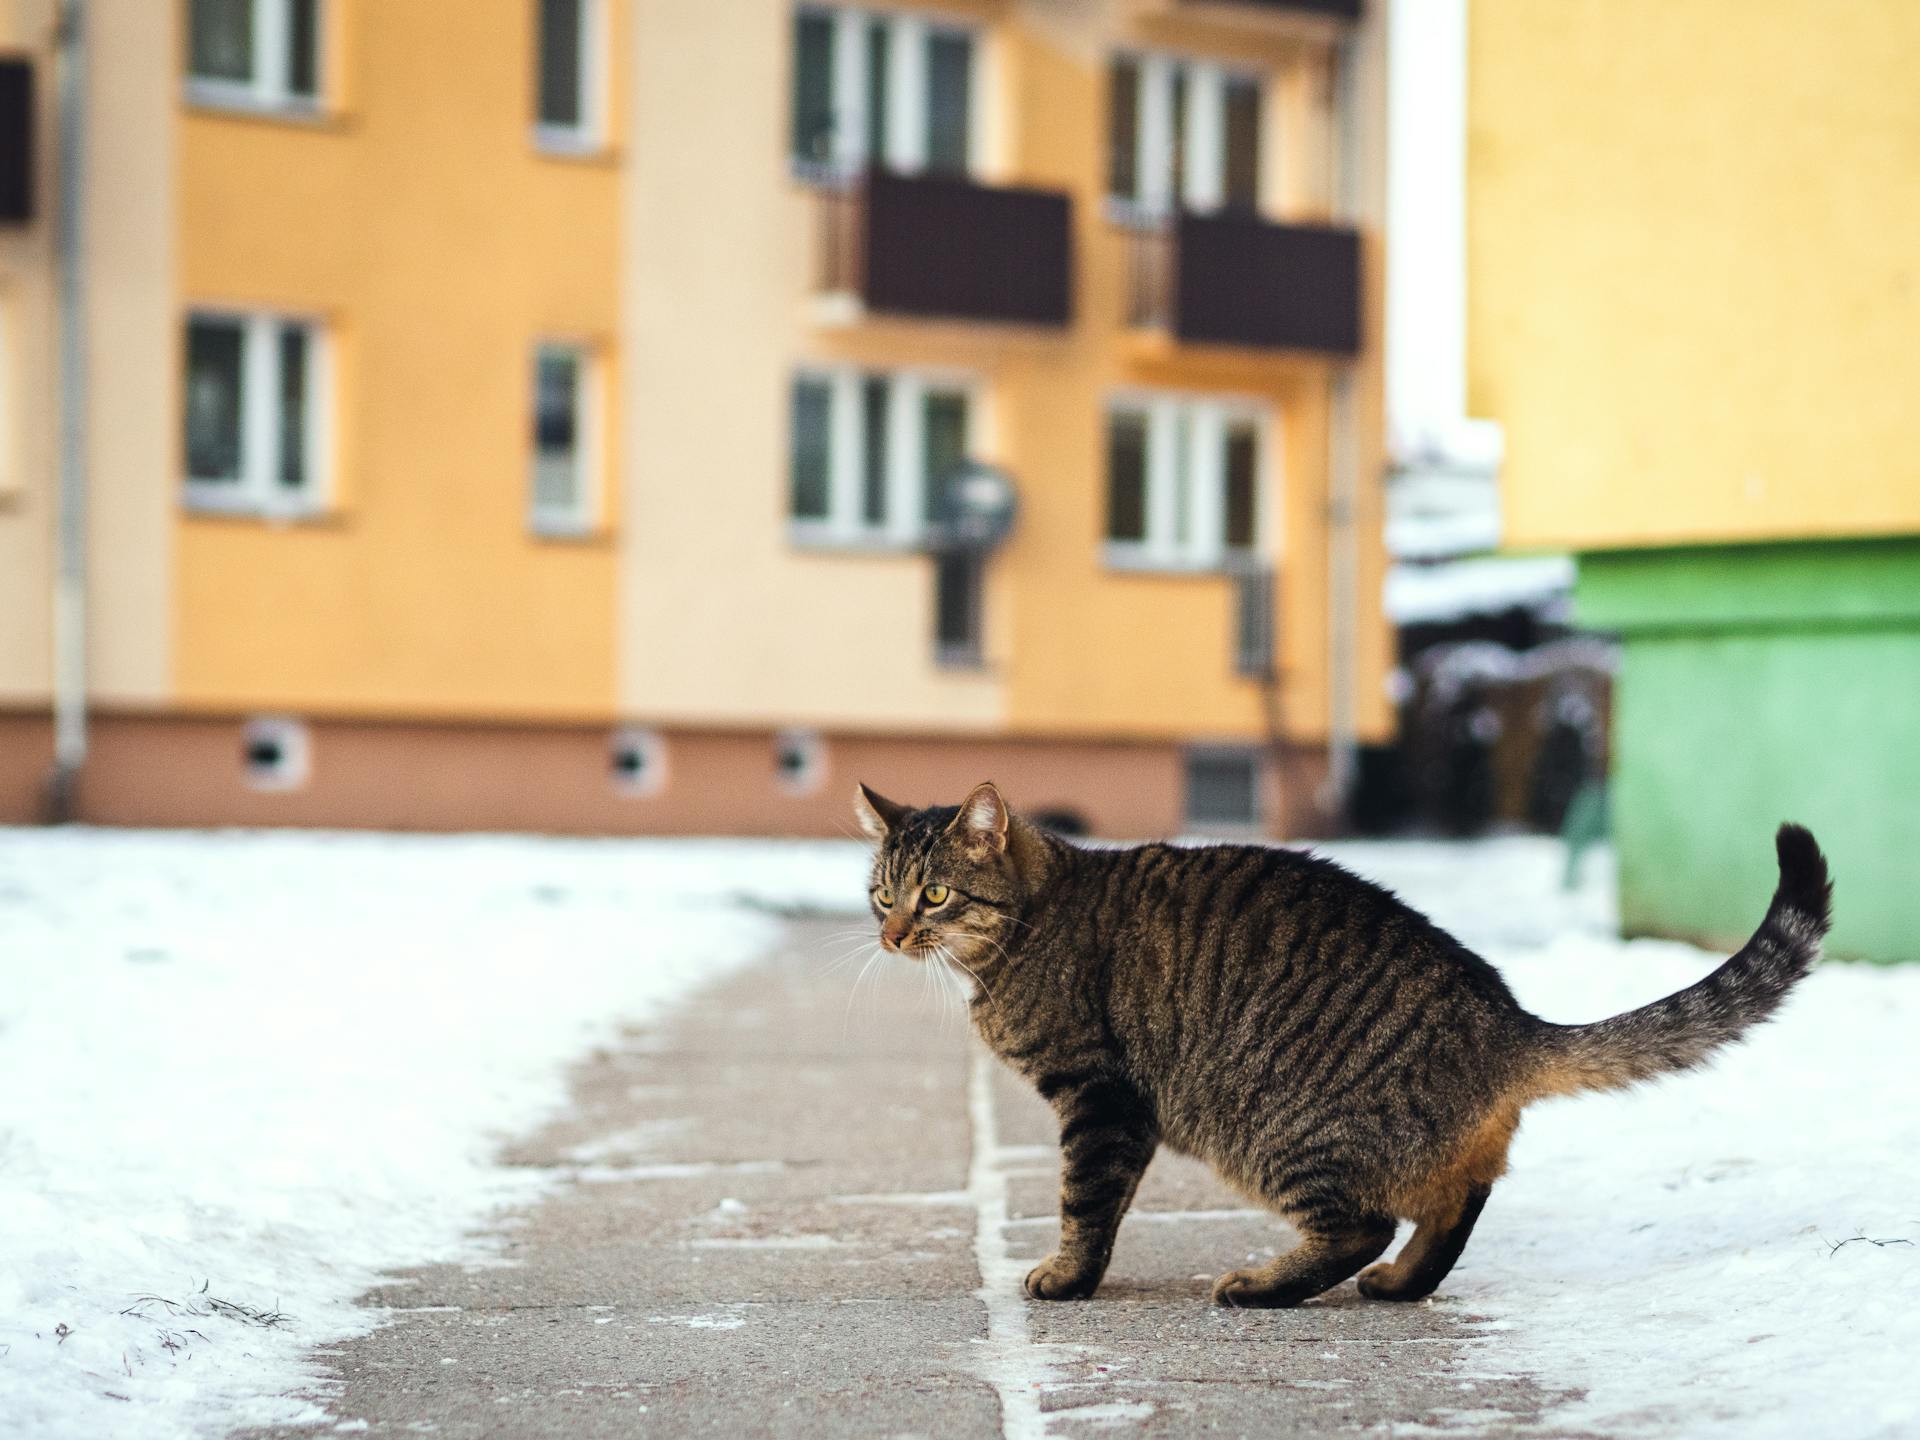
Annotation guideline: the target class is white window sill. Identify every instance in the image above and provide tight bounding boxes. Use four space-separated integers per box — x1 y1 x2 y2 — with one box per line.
789 522 923 556
1101 544 1239 576
533 125 611 159
183 484 327 524
529 512 604 541
184 81 327 123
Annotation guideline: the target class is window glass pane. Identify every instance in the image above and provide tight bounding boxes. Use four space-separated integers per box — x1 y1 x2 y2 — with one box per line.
790 376 833 520
1108 58 1139 202
1168 65 1188 211
1224 422 1258 551
1223 76 1262 214
186 317 246 482
533 348 582 513
287 0 321 99
792 11 837 166
925 31 973 176
922 390 968 524
1106 410 1148 543
935 551 982 662
860 377 889 527
278 325 310 491
538 0 584 128
189 0 254 84
865 20 890 169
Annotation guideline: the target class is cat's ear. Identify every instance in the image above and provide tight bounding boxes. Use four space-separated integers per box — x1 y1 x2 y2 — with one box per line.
853 783 908 841
951 781 1010 856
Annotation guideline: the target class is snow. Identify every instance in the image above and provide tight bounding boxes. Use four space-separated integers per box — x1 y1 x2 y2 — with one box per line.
0 828 864 1440
1316 836 1920 1440
2 825 1914 1440
1384 552 1574 623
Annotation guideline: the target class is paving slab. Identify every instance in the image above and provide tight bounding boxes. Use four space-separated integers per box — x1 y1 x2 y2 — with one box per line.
243 921 1584 1438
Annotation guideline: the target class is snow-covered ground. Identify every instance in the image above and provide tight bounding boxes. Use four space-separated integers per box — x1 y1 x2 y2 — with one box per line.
0 830 855 1440
1 827 1914 1439
1325 837 1919 1440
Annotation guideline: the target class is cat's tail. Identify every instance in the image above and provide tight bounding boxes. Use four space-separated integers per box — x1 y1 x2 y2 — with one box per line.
1527 824 1832 1099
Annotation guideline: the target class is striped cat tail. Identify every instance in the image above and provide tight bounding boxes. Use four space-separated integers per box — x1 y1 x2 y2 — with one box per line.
1530 824 1832 1098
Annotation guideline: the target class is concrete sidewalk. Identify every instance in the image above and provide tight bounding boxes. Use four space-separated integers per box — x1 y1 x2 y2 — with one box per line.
249 922 1581 1438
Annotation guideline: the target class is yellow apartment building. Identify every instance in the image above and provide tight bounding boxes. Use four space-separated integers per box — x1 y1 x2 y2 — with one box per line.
0 0 1388 838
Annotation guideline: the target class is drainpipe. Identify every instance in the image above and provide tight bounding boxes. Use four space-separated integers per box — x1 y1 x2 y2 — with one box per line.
47 0 87 823
1319 11 1378 827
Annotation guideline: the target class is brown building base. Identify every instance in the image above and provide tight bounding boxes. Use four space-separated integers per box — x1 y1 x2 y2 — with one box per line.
0 709 1335 840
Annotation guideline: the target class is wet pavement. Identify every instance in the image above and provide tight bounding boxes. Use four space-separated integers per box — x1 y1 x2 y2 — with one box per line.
245 921 1583 1438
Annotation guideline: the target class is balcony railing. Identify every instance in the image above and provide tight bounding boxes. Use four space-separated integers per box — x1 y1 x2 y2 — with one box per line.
817 169 1074 329
1126 212 1361 356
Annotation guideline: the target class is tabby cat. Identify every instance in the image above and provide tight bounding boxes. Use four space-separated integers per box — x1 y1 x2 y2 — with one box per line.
853 781 1831 1307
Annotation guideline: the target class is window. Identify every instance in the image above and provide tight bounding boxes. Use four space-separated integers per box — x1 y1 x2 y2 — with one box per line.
790 7 976 180
789 368 974 546
1109 53 1264 218
184 310 328 516
1185 747 1262 831
187 0 323 112
1104 395 1269 570
935 551 984 668
530 343 600 535
535 0 607 150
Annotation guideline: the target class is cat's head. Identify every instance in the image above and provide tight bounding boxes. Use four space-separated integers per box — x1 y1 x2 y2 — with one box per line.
852 781 1025 966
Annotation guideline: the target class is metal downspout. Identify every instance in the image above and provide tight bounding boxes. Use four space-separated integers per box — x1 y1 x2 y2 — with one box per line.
47 0 87 822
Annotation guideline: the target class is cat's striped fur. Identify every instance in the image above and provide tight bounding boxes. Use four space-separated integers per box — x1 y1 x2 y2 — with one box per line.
854 781 1832 1307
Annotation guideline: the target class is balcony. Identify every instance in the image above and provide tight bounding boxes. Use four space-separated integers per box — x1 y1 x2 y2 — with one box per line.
818 170 1073 329
1126 213 1361 356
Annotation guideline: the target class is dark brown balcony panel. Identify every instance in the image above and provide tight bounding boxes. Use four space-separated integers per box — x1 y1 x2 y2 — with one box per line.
1174 214 1361 355
0 60 32 224
857 170 1073 328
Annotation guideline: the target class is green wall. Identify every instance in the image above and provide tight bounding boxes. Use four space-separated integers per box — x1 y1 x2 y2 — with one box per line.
1578 539 1920 963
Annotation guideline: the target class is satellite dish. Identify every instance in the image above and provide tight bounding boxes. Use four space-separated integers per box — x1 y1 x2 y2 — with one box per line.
926 461 1019 553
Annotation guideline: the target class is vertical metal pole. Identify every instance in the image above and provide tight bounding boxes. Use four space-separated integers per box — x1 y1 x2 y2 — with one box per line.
48 0 88 822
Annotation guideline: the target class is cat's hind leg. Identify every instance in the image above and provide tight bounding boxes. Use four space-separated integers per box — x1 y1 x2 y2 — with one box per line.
1212 1211 1395 1309
1356 1183 1491 1301
1360 1106 1514 1301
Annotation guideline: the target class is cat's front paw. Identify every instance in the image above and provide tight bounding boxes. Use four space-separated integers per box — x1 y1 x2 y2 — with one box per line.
1023 1254 1101 1301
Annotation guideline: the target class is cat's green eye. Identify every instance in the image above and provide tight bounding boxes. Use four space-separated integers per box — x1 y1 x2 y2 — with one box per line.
922 884 951 907
875 886 894 908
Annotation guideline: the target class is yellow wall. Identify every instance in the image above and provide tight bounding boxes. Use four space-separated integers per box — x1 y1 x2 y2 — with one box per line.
175 0 621 721
1470 0 1920 552
620 0 1389 746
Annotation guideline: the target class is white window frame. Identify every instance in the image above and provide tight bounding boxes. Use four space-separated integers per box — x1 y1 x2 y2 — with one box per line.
185 0 326 115
792 5 982 183
529 341 604 537
534 0 611 154
789 364 980 550
183 307 332 520
0 288 15 499
1110 50 1268 222
1103 390 1276 572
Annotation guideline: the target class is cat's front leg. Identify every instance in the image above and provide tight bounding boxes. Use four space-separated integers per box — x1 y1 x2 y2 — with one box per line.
1024 1074 1158 1301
